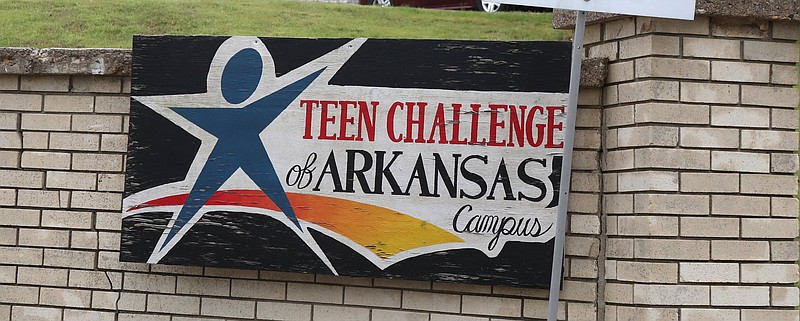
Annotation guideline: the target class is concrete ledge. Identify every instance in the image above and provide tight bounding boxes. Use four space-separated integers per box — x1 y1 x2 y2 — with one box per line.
0 48 131 76
554 0 800 29
0 47 608 87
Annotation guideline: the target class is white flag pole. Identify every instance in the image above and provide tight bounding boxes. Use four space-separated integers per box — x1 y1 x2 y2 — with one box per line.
547 9 586 321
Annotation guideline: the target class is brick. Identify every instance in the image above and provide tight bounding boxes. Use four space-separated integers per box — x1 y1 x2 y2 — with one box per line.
342 286 401 308
681 216 739 238
603 17 635 40
616 261 677 284
92 291 146 311
772 64 798 85
681 173 738 193
742 218 798 239
712 61 770 83
711 105 770 128
461 295 521 317
740 174 797 195
570 214 600 235
98 232 119 250
72 114 122 133
98 251 148 272
619 80 679 103
0 188 14 206
605 238 633 259
21 113 71 131
686 37 741 59
16 266 68 287
10 306 61 321
618 216 678 236
256 301 311 321
633 284 709 305
741 130 798 151
742 310 800 321
44 249 95 269
638 16 710 35
312 305 369 321
524 299 565 319
22 132 48 149
634 239 709 260
201 298 255 319
0 169 43 188
772 286 800 307
570 172 600 192
680 309 740 321
0 151 18 168
71 191 121 210
711 17 768 38
0 284 38 304
69 270 121 290
712 240 770 261
680 262 739 283
43 95 94 113
606 61 633 84
604 85 618 105
569 258 597 279
203 267 258 279
260 270 314 282
100 134 127 152
604 105 634 128
681 82 739 104
588 41 618 62
711 151 770 173
176 276 230 296
95 211 122 230
772 108 799 129
40 287 92 308
146 294 200 315
20 75 69 92
71 231 98 249
18 228 69 247
571 150 599 171
712 195 770 216
0 208 40 226
71 76 122 93
0 75 17 90
614 307 677 321
0 131 20 149
574 129 600 149
123 273 175 293
41 210 93 229
605 150 633 171
49 132 100 151
402 291 460 313
0 93 42 111
742 85 799 108
741 263 798 283
635 103 709 125
635 194 708 215
72 153 124 172
95 96 130 114
711 286 770 306
63 309 114 321
0 113 17 130
429 314 488 321
772 197 799 218
0 227 14 245
17 189 66 208
118 314 169 321
773 21 800 40
21 151 70 169
744 41 799 63
619 35 680 59
617 126 678 147
123 78 131 93
371 309 428 321
636 57 709 80
286 283 342 304
46 171 97 190
680 127 738 148
229 279 283 300
635 148 709 170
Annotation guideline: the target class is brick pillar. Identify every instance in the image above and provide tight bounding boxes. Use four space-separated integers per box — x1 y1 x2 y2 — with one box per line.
584 14 799 321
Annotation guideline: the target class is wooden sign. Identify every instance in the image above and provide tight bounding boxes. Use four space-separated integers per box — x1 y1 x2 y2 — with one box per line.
121 35 571 288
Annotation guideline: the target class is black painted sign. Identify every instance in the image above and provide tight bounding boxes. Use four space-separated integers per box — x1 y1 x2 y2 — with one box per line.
122 35 571 288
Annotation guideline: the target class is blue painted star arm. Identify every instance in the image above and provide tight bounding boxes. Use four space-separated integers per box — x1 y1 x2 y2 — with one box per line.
238 136 301 229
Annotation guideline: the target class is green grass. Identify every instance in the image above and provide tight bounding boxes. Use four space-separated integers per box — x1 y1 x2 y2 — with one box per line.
0 0 569 48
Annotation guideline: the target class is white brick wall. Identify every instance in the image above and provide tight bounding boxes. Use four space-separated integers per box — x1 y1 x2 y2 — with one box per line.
593 14 800 321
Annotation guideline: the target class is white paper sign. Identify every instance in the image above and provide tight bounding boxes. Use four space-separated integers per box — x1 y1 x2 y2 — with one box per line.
499 0 696 20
